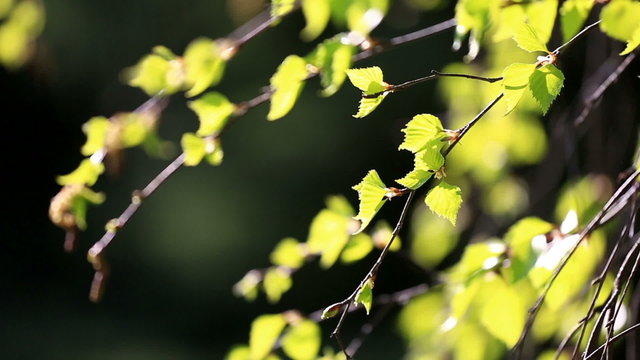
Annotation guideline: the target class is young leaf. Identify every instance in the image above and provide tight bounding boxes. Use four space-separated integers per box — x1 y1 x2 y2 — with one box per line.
352 170 388 234
414 142 445 172
396 169 432 190
188 92 235 136
270 237 305 269
301 0 331 41
600 0 640 43
529 64 564 115
355 278 374 315
560 0 594 42
305 209 351 268
513 22 549 53
502 63 537 115
425 181 463 226
81 116 110 156
346 66 385 94
478 275 527 348
340 233 374 264
346 0 388 35
263 267 292 303
181 132 206 166
183 38 226 97
249 314 287 360
321 301 345 320
268 55 308 121
271 0 296 17
281 320 321 360
126 54 172 96
353 93 387 118
306 37 355 96
232 270 261 302
372 221 401 251
205 138 224 166
399 114 445 153
57 159 105 186
621 26 640 55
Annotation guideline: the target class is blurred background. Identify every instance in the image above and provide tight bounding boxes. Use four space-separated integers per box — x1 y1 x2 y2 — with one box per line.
2 0 639 359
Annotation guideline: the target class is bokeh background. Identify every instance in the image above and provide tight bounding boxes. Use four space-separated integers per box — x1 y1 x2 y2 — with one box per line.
0 1 462 358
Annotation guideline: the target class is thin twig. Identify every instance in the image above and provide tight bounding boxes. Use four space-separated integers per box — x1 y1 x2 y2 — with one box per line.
584 323 640 359
363 71 502 98
552 20 602 54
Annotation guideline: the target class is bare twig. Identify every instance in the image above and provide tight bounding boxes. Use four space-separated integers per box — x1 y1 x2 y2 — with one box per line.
584 323 640 359
552 20 602 55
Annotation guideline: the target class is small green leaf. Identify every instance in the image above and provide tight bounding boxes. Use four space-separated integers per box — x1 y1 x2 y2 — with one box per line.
600 0 640 42
355 278 374 315
268 55 308 121
352 170 388 234
181 133 206 166
57 159 105 186
621 26 640 55
281 320 321 360
270 237 305 269
72 187 106 230
81 116 110 156
271 0 296 17
263 267 292 303
225 345 250 360
346 66 385 94
353 93 386 118
306 36 355 96
301 0 331 41
183 38 226 97
188 92 235 136
478 275 527 348
205 138 224 166
414 142 445 171
126 54 172 96
321 301 345 320
249 314 287 360
504 217 553 283
502 63 537 115
371 221 401 251
340 233 374 263
119 113 149 148
346 0 389 35
306 209 351 268
560 0 594 42
398 114 445 153
395 169 432 190
232 270 261 302
529 64 564 115
425 181 463 226
513 22 549 53
324 195 355 217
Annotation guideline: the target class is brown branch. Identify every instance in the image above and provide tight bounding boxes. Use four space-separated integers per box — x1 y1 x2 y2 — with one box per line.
584 323 640 359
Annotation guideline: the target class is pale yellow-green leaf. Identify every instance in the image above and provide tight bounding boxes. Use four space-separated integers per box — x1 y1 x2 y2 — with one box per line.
0 0 14 20
502 63 537 115
477 274 527 348
126 55 171 96
352 170 388 234
181 133 206 166
81 116 110 156
409 205 459 268
306 209 351 268
232 271 261 302
268 55 308 120
529 64 564 115
324 195 355 217
188 92 235 136
371 221 401 251
513 22 549 53
57 159 105 186
414 142 445 171
523 0 558 45
355 278 374 315
183 38 226 97
560 0 594 42
397 290 447 341
399 114 445 153
600 0 640 42
270 237 305 269
425 181 463 226
353 93 386 118
346 66 385 94
346 0 389 35
340 233 373 263
281 320 321 360
204 138 224 166
271 0 296 17
249 314 287 360
621 26 640 55
301 0 331 41
395 169 432 190
263 267 292 303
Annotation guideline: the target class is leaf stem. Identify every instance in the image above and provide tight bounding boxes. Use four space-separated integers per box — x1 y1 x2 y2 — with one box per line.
552 20 602 55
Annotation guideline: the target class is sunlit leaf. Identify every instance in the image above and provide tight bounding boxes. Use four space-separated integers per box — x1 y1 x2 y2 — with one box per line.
340 233 373 263
600 0 640 42
233 270 261 302
477 274 527 348
80 116 110 156
181 132 206 166
425 181 463 226
306 209 351 268
395 169 432 190
183 38 226 97
57 159 105 186
447 241 506 283
621 26 640 55
346 0 389 35
346 66 385 94
560 0 594 42
371 221 401 251
353 93 387 118
119 113 149 148
249 314 287 360
281 320 321 360
352 170 388 234
321 301 345 320
503 217 553 283
307 36 355 96
271 0 296 17
513 22 549 53
399 114 445 153
126 54 172 96
397 290 447 341
455 0 494 42
529 64 564 115
188 92 235 136
355 278 374 315
225 345 250 360
72 187 106 230
324 195 355 217
523 0 558 45
0 0 13 20
301 0 331 41
502 63 537 115
409 205 459 268
268 55 308 120
263 267 292 303
205 137 224 166
270 237 305 269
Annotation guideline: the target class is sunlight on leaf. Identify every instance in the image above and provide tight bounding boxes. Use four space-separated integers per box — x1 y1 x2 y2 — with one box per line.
352 170 388 234
270 237 305 269
301 0 331 41
513 22 549 53
81 116 110 156
560 0 594 42
477 274 527 348
425 181 463 226
346 66 385 94
249 314 287 360
183 38 226 97
399 114 445 153
281 320 321 360
355 278 374 315
502 63 537 115
57 159 105 186
528 64 564 115
188 92 235 136
340 233 373 263
263 267 292 303
181 133 206 166
268 55 308 120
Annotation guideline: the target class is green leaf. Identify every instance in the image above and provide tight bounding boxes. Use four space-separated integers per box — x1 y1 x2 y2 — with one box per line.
119 113 149 148
307 36 355 96
321 301 345 320
268 55 308 120
301 0 331 41
414 142 445 171
306 209 352 268
271 0 296 17
270 237 305 269
352 170 388 234
205 138 224 166
0 0 13 20
188 92 235 136
340 233 374 263
529 64 564 115
126 54 172 96
346 0 389 35
477 275 527 348
447 241 506 283
503 217 553 283
560 0 594 42
72 187 106 230
263 267 292 303
354 278 374 315
249 314 287 360
502 63 537 115
621 26 640 55
57 159 105 186
395 169 433 190
513 22 549 53
454 0 493 41
181 133 206 166
399 114 445 153
183 38 226 97
371 221 401 251
346 66 385 94
232 270 261 302
425 181 463 226
600 0 640 42
81 116 110 156
324 195 355 217
281 320 321 360
409 205 459 268
353 93 387 118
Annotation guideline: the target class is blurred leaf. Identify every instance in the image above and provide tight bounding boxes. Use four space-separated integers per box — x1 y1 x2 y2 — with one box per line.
453 321 502 360
233 270 261 302
263 267 292 303
477 274 527 348
554 175 609 225
399 114 445 153
181 133 206 166
81 116 110 156
225 345 250 360
71 187 106 230
183 38 226 97
268 55 308 120
324 195 355 217
205 138 224 166
504 217 553 283
270 237 305 269
529 65 564 115
301 0 331 41
600 0 640 42
397 290 447 341
0 0 13 20
352 170 388 234
447 241 506 283
271 0 296 17
340 233 373 263
371 221 401 251
188 92 235 136
346 0 389 35
355 278 374 315
126 54 178 96
522 0 558 45
119 113 149 148
621 26 640 55
455 0 494 42
560 0 594 42
425 181 463 226
57 159 105 186
249 314 287 360
513 22 549 53
306 209 351 268
307 36 355 96
502 63 537 115
281 320 321 360
410 205 459 267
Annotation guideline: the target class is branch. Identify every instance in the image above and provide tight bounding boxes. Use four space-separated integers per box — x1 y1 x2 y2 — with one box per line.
584 323 640 360
552 20 602 55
